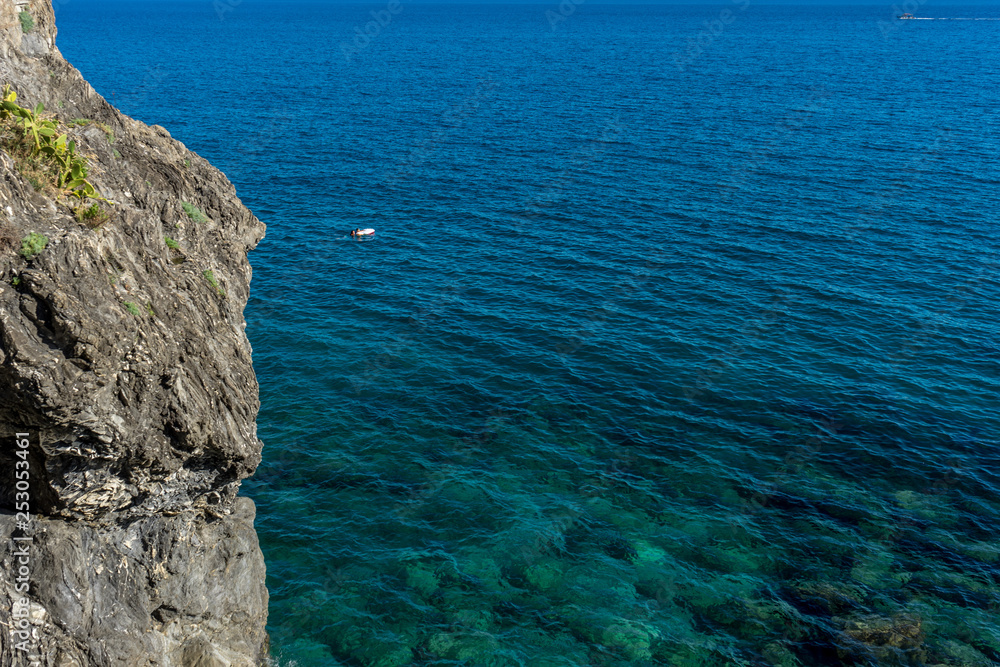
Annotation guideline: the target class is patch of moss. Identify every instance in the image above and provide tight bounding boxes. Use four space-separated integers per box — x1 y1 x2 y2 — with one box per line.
203 269 225 296
19 11 34 33
182 201 207 223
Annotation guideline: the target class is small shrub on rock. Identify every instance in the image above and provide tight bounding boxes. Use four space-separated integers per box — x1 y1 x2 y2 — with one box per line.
20 232 48 260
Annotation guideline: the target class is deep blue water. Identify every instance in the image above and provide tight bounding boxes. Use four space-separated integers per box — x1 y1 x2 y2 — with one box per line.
57 2 1000 665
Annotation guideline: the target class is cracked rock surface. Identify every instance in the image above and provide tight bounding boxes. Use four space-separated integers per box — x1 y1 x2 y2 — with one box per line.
0 1 269 664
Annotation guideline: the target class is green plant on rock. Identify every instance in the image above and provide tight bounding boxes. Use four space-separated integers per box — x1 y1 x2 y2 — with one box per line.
19 11 34 33
20 232 48 260
94 121 114 144
203 269 225 296
124 301 141 317
182 201 207 223
74 203 109 228
44 134 101 199
2 94 50 152
164 236 179 250
0 85 104 201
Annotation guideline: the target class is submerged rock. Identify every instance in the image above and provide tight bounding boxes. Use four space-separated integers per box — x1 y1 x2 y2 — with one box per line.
836 614 925 664
788 580 866 616
0 0 268 663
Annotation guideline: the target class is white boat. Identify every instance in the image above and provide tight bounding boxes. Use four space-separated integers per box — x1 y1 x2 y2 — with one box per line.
351 228 375 237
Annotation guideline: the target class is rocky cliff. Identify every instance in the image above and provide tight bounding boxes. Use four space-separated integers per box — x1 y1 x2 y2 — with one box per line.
0 0 269 664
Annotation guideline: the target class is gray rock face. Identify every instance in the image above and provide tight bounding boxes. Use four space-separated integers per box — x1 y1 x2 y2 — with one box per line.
0 1 269 664
0 499 268 666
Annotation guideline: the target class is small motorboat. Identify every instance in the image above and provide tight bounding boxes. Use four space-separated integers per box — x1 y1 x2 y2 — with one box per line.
899 12 915 18
350 228 375 237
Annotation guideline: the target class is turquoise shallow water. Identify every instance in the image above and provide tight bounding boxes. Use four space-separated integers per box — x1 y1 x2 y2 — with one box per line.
57 1 1000 664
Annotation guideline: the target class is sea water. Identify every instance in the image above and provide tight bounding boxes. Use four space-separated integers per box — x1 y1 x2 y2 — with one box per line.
57 2 1000 664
